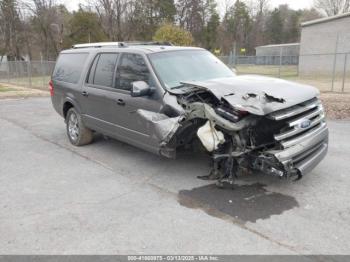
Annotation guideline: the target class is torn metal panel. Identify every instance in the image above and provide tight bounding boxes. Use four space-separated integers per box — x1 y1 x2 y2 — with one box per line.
136 109 182 144
162 92 185 116
178 75 319 115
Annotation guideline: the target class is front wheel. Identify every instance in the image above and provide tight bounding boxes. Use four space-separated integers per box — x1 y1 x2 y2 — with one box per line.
66 108 93 146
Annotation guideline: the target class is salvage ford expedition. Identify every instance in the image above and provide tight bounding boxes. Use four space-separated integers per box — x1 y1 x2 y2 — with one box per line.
50 42 328 185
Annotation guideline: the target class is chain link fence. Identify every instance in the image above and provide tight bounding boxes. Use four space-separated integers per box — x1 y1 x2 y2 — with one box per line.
0 61 56 90
219 53 350 93
0 54 349 93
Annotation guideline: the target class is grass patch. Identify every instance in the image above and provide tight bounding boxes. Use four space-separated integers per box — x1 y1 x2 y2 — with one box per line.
0 85 16 92
6 76 50 90
236 65 298 77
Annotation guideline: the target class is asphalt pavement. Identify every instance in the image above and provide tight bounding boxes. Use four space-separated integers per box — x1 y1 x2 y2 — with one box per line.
0 97 349 254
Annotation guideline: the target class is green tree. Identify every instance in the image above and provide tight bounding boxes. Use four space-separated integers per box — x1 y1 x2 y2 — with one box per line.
285 11 301 43
155 0 176 22
66 8 107 47
153 23 194 46
266 8 283 44
223 0 252 53
128 0 177 41
204 8 220 50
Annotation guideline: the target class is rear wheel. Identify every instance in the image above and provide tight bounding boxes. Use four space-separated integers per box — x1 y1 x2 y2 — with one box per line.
66 108 93 146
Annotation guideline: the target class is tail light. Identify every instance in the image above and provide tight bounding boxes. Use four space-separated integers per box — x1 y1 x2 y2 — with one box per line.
49 80 54 96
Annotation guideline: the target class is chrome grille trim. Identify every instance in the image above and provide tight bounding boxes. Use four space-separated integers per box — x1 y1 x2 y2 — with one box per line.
281 122 327 148
294 143 328 176
269 97 326 149
291 141 325 164
275 111 325 141
265 97 328 176
270 125 328 163
287 106 323 127
268 98 320 121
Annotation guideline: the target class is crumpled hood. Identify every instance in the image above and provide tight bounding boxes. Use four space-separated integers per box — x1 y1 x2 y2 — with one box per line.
180 75 319 115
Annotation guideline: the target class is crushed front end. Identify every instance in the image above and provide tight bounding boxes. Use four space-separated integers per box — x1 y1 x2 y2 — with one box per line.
138 75 329 184
171 86 328 185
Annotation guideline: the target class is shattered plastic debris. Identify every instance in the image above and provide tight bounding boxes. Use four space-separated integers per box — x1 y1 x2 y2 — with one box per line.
197 121 225 152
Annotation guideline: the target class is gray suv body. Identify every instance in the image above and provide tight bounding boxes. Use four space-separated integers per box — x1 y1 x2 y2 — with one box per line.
50 42 328 184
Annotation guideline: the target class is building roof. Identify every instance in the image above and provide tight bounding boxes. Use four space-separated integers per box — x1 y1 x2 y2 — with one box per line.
255 43 300 49
301 12 350 27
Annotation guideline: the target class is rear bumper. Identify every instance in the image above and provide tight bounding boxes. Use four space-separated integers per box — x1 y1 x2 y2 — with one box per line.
263 122 329 177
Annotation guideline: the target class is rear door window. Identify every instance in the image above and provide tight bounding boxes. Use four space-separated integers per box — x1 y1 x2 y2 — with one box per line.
116 53 150 91
91 53 118 87
52 53 88 84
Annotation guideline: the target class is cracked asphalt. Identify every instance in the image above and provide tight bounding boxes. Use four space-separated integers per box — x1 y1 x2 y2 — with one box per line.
0 97 349 254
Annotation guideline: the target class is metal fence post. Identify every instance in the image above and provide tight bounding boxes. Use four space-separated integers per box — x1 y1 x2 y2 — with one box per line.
278 48 283 78
41 55 45 89
14 60 17 85
342 53 348 92
331 34 340 92
27 61 32 88
7 62 10 83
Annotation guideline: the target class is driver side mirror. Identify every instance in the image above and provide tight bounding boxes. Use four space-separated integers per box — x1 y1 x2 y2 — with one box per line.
131 81 154 97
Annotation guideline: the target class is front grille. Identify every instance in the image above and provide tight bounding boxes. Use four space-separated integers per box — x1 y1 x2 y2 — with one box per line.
292 141 325 165
268 97 326 149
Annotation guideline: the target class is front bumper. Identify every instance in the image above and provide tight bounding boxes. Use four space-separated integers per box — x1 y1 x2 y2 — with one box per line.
258 122 329 178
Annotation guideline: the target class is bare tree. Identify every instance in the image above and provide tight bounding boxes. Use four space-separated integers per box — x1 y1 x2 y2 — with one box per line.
314 0 350 16
222 0 235 14
248 0 269 48
94 0 127 41
245 0 269 16
0 0 22 60
22 0 65 59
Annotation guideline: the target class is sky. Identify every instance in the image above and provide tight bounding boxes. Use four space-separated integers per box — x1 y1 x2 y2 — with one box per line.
268 0 314 10
63 0 315 13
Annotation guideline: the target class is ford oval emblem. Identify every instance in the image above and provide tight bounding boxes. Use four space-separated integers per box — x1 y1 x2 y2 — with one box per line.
300 119 311 129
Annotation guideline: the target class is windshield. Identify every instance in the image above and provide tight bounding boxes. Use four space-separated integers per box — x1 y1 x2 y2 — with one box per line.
149 50 235 89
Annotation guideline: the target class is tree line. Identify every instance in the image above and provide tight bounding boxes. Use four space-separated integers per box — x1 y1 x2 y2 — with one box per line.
0 0 349 61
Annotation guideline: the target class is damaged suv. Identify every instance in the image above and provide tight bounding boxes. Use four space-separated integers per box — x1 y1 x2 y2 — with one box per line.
50 42 328 184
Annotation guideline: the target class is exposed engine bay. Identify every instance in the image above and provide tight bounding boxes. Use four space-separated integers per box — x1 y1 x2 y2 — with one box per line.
173 88 291 186
137 76 329 186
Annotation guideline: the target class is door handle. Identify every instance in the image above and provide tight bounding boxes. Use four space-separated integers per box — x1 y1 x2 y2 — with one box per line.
116 99 125 106
82 91 89 97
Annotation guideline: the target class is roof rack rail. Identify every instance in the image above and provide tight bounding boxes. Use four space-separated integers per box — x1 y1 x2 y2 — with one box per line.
72 42 128 49
126 41 173 46
72 41 173 49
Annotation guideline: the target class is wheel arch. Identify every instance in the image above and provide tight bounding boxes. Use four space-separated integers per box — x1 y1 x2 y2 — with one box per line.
62 97 82 119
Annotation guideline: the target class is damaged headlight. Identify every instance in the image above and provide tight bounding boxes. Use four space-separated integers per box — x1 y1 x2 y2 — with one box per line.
215 106 248 123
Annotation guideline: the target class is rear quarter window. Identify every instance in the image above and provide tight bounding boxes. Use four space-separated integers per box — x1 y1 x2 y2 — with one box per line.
52 53 88 84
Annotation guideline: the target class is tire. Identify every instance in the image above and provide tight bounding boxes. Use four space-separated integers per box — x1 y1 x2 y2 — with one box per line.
66 107 93 146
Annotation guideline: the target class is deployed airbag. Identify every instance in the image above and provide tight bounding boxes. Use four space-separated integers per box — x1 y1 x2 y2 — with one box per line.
197 121 225 152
